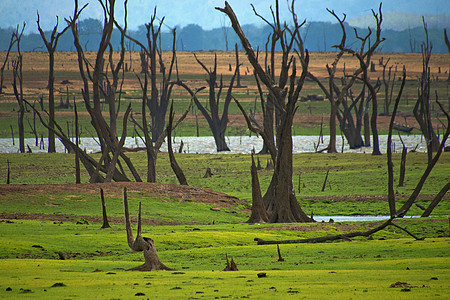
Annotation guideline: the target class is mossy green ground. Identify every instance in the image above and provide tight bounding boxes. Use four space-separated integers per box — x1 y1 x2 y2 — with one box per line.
0 219 449 299
0 151 449 299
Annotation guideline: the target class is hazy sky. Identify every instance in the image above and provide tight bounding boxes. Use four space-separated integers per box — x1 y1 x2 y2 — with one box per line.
1 0 449 33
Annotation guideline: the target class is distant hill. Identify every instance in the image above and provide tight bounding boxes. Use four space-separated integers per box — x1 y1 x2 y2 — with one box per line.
0 19 448 53
349 12 450 31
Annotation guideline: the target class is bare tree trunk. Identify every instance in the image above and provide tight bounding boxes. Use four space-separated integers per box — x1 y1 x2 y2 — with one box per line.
0 33 16 94
387 72 407 217
37 13 70 153
421 182 450 217
445 29 450 82
167 103 188 185
414 19 440 163
398 136 407 187
100 188 111 229
11 25 26 153
74 101 81 184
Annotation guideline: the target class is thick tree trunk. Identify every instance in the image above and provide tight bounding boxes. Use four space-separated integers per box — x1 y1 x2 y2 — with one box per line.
263 115 312 223
328 99 338 153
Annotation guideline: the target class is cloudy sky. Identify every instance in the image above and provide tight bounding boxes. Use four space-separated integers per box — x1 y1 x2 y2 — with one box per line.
1 0 449 33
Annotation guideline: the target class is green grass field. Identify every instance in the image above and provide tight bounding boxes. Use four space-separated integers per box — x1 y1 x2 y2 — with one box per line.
0 150 449 299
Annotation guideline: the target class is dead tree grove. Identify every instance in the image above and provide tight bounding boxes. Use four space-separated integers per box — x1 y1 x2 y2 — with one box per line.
255 69 450 244
307 5 385 153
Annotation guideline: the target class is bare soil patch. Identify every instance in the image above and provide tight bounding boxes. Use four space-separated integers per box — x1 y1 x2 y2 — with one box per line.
0 182 247 224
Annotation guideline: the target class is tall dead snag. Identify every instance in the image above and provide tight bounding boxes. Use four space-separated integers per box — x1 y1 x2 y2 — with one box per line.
191 53 238 151
387 70 407 217
167 103 188 185
234 43 243 88
100 188 111 229
414 18 440 163
445 29 450 82
217 0 312 222
37 12 70 153
123 188 172 271
74 101 81 184
66 0 141 182
246 153 269 223
398 134 407 187
380 57 397 116
11 24 26 154
0 32 16 94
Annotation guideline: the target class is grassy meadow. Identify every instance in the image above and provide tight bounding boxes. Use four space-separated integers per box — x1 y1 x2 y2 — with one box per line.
0 50 449 298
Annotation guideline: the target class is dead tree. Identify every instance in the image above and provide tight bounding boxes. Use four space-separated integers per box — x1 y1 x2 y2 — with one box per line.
0 32 16 94
37 13 70 153
100 188 111 229
65 0 141 182
123 187 172 271
217 0 312 222
190 53 238 151
167 103 188 185
398 134 407 187
74 101 81 184
11 24 26 154
379 57 397 116
414 18 440 163
121 9 178 142
444 29 450 82
306 6 384 153
131 71 192 182
234 43 243 88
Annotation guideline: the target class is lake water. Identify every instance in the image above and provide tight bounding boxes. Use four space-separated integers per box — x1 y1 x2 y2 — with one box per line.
0 134 435 154
311 215 425 222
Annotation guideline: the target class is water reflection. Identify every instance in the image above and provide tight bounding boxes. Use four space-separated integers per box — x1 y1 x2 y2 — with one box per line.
0 134 432 154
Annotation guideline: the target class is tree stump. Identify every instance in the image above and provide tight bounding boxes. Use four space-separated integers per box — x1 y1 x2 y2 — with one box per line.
123 188 172 271
203 168 213 178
